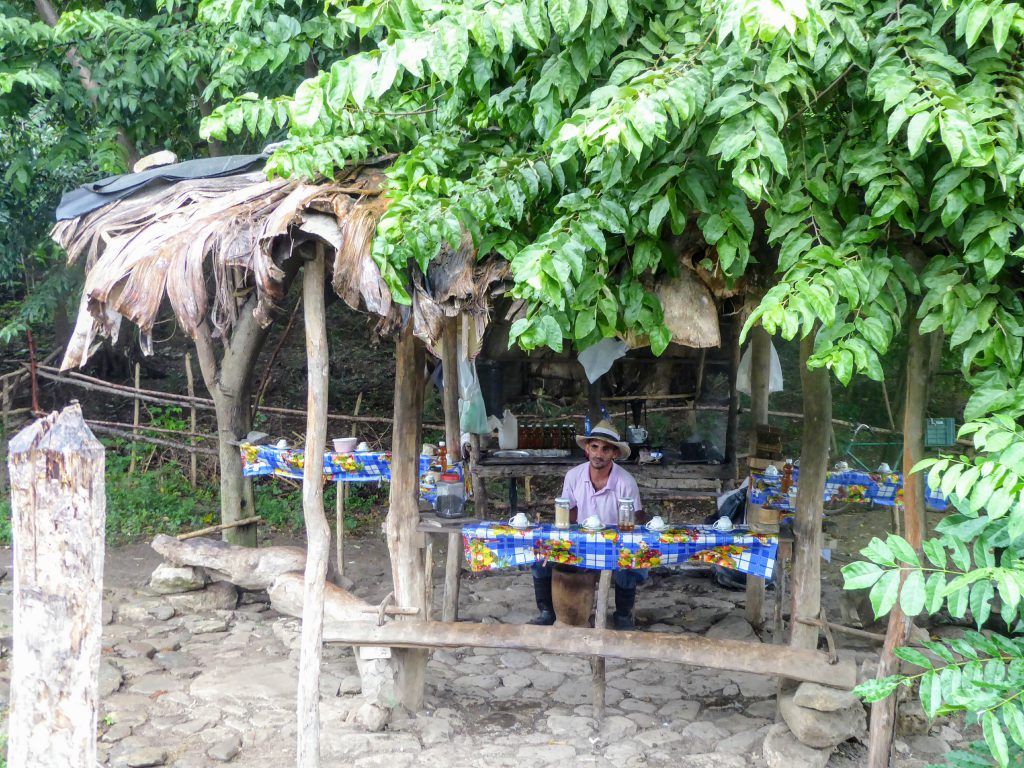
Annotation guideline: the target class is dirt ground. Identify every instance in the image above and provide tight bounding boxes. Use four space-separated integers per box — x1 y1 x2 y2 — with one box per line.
0 504 972 768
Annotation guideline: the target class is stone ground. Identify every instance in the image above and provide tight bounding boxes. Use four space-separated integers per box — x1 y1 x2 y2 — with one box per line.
0 515 972 768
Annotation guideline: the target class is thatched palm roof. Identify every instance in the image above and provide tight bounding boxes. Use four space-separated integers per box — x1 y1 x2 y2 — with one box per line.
53 162 508 370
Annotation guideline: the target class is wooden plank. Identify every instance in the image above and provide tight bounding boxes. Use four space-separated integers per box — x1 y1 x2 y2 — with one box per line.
386 322 429 711
442 530 462 623
8 404 105 768
867 308 929 768
324 620 858 690
591 571 612 720
297 247 331 768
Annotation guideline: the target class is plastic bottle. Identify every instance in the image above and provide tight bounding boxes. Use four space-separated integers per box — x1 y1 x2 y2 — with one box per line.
438 441 448 472
584 414 591 436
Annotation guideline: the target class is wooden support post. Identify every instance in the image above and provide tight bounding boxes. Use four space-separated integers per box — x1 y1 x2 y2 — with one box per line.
129 362 141 474
789 330 831 651
334 393 361 580
186 353 197 488
442 530 462 622
441 317 461 457
723 316 742 480
591 570 612 720
8 403 105 768
746 326 771 628
470 432 488 516
2 377 10 434
297 248 330 768
387 321 428 711
324 620 858 689
423 539 435 622
867 311 929 768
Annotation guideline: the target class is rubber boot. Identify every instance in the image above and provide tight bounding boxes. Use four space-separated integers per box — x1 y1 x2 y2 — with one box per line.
528 575 556 625
612 585 636 630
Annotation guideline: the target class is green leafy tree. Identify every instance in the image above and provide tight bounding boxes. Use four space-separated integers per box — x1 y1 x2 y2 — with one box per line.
201 0 1024 763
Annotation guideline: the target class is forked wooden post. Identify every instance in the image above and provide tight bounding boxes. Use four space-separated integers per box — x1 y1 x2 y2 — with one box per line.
386 322 428 710
746 326 772 627
7 403 105 768
296 248 330 768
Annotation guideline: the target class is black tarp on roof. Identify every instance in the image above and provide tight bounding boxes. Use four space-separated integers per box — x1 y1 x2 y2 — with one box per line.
55 154 267 221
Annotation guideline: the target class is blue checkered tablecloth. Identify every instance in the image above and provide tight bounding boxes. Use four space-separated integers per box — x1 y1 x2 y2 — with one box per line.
239 443 457 503
462 523 777 579
749 469 947 512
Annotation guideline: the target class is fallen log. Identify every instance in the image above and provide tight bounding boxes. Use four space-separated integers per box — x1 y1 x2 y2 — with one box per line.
324 621 858 690
152 534 307 591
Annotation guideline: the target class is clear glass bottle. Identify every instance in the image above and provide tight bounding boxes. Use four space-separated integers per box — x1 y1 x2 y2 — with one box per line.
554 497 571 529
617 497 636 532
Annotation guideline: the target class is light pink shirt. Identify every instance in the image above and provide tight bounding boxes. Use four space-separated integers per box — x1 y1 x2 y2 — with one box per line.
561 462 642 526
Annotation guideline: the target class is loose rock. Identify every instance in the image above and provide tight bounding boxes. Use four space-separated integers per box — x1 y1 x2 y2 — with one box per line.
149 564 206 594
124 747 168 767
779 692 866 749
763 723 832 768
793 681 861 712
207 733 242 762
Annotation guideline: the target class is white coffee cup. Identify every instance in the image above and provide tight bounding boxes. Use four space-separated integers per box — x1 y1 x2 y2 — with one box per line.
508 512 530 528
581 515 603 530
877 462 892 473
835 461 850 472
647 515 667 531
764 465 780 477
356 441 370 452
712 516 733 532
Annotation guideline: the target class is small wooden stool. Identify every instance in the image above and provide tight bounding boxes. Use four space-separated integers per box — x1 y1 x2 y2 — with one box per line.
551 568 598 627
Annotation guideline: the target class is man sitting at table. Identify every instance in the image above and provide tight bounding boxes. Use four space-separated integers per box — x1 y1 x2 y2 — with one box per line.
529 420 647 630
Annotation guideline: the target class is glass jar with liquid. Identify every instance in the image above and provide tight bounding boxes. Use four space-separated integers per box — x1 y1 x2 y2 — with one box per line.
617 497 636 532
554 497 571 529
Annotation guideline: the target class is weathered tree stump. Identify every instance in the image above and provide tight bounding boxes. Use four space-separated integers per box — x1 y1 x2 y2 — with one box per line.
7 403 105 768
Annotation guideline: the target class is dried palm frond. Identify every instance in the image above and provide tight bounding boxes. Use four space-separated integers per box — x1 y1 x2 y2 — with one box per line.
53 162 506 370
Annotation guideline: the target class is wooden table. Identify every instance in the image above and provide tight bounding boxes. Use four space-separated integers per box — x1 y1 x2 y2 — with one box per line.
471 455 736 516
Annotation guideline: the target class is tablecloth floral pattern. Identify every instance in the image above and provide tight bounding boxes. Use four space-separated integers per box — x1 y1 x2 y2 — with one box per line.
749 468 947 512
462 523 777 579
239 443 456 502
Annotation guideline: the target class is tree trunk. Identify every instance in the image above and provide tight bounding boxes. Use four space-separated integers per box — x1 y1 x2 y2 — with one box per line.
297 251 330 768
386 323 428 710
789 330 831 651
867 310 929 768
193 293 275 546
34 0 138 167
7 404 105 768
724 317 741 476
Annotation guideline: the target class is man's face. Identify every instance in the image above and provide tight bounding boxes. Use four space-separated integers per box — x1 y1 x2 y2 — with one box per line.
584 440 618 470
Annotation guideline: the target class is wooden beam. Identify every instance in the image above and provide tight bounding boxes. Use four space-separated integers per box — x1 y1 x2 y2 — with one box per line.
867 309 929 768
441 317 461 457
386 322 428 711
297 248 331 768
8 404 105 768
323 621 858 690
746 326 772 628
789 330 831 651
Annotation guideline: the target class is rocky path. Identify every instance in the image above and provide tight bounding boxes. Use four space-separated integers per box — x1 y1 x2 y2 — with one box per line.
0 536 967 767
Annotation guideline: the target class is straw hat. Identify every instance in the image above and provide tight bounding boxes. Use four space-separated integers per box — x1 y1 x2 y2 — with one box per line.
576 420 631 460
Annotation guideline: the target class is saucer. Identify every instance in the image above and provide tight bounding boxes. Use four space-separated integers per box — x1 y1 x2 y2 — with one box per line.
509 523 534 530
580 525 606 532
